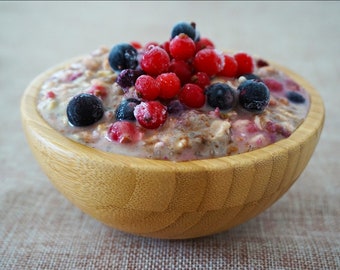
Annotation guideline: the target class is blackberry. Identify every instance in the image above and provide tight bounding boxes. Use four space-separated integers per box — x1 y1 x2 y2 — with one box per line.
66 93 104 127
108 43 138 72
205 83 236 111
115 98 141 121
238 80 270 113
116 69 144 89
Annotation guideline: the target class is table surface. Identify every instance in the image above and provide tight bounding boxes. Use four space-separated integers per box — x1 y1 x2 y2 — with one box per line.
1 2 339 269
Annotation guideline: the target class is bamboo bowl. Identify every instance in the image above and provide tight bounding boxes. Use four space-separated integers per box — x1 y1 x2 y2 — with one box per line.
21 59 325 239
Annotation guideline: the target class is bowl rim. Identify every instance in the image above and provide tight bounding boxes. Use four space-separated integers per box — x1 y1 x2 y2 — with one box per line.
21 56 325 170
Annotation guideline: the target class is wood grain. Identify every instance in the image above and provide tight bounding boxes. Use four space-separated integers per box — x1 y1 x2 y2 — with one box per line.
21 58 325 239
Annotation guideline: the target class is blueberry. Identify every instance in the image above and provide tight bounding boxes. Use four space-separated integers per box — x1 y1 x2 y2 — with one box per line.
67 93 104 126
115 98 141 121
171 22 197 40
108 43 138 72
205 83 236 111
286 91 306 104
240 74 262 82
116 69 144 90
238 80 270 113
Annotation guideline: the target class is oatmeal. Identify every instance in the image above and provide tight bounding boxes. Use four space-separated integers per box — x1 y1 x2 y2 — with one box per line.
37 22 310 161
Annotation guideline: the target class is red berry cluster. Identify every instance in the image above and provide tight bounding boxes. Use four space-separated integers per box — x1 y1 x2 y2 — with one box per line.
107 22 256 143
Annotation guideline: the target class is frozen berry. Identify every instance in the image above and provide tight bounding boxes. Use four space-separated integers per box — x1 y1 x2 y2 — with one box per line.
115 98 141 121
169 34 196 60
156 72 181 99
87 84 108 98
193 48 224 76
179 83 206 108
67 93 104 127
140 46 170 76
135 75 160 101
263 78 283 92
116 69 144 90
134 101 167 129
195 37 214 52
107 121 142 143
169 59 193 85
171 21 196 40
205 83 236 111
191 72 210 89
241 74 261 82
218 54 238 77
108 43 138 72
234 52 254 76
286 91 306 104
238 80 270 113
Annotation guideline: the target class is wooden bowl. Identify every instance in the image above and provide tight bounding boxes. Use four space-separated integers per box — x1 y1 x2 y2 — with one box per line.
21 58 325 239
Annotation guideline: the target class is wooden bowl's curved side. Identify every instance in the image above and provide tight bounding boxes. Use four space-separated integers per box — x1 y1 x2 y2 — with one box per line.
21 59 324 239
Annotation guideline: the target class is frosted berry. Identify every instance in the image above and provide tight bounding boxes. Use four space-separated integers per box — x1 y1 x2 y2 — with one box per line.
171 22 196 40
134 101 167 129
206 83 236 111
241 74 262 82
191 72 210 89
238 80 270 113
234 52 254 76
67 93 104 127
193 48 224 76
108 43 138 72
135 75 160 101
140 46 170 76
179 83 206 108
156 72 181 99
169 59 193 85
116 69 144 90
195 37 214 52
286 91 306 104
218 54 238 77
169 34 196 60
107 121 142 143
115 98 141 121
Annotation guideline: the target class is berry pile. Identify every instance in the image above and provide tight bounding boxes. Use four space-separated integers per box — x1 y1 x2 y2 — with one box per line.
67 21 272 145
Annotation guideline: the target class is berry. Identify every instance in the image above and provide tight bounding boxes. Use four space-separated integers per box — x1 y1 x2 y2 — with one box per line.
140 46 170 76
240 73 261 82
167 100 185 115
195 37 214 52
171 21 196 40
257 59 269 68
135 75 160 100
263 78 283 92
234 52 254 76
218 54 238 77
108 43 138 72
130 41 142 50
66 93 104 127
169 34 196 60
169 59 193 84
107 121 142 143
238 80 270 113
191 72 210 89
179 83 206 108
116 69 144 90
115 98 141 121
134 101 167 129
156 72 181 99
286 91 306 104
193 48 224 76
205 83 236 111
87 84 108 98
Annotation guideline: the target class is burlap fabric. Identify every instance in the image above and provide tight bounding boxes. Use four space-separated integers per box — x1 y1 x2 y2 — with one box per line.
1 2 339 269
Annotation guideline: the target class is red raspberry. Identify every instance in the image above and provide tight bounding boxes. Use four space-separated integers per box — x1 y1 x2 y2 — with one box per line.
191 72 210 89
169 59 193 85
134 101 167 129
218 54 238 77
135 75 160 100
193 48 224 76
107 121 142 143
156 72 181 99
169 33 196 60
263 78 283 92
140 46 170 76
195 37 215 52
234 52 254 76
179 83 206 108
